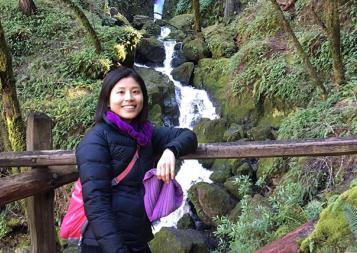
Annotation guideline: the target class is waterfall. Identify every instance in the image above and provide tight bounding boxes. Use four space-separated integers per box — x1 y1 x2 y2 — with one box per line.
135 0 219 233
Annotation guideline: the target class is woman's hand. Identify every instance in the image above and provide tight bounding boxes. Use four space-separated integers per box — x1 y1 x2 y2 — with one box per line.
156 149 176 183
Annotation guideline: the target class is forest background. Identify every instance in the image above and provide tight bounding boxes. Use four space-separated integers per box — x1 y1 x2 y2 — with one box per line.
0 0 356 252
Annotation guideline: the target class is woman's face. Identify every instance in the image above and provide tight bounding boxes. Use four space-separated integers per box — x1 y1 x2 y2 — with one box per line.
109 77 144 123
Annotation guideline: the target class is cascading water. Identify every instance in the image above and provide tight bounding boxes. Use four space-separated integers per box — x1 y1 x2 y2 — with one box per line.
139 0 219 233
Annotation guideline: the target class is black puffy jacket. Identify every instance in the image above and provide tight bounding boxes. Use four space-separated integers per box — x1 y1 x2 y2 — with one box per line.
76 118 197 253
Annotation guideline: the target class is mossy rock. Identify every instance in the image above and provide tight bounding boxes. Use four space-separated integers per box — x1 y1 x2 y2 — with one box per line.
256 158 275 180
108 0 154 22
224 176 243 199
169 14 194 33
182 36 211 62
170 62 194 85
188 182 234 226
247 125 274 141
193 118 228 143
177 213 195 229
202 23 238 58
223 123 245 141
300 185 357 252
135 66 179 126
135 37 165 65
149 103 162 126
150 227 208 253
209 166 232 183
228 202 242 222
232 161 252 176
198 159 215 170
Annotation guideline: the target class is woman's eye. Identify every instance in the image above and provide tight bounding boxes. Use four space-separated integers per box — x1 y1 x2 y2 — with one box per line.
133 90 140 94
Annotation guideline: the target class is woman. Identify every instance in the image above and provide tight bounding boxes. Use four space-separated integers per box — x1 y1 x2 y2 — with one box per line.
76 67 198 253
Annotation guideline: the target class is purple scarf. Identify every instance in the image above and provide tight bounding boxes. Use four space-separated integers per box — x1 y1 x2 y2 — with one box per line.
105 111 153 146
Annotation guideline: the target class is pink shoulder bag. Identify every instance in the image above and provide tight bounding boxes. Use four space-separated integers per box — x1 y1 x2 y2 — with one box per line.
59 147 139 241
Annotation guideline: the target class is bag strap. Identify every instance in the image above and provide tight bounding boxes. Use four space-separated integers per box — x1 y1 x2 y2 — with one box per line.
111 145 140 186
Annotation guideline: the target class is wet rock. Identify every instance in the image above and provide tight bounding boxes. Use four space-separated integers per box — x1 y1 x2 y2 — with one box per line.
134 66 179 126
228 202 242 222
150 227 208 253
183 36 211 63
135 37 165 66
193 118 228 143
247 125 275 140
223 123 245 141
171 62 194 85
188 182 235 226
202 23 238 58
232 161 252 176
224 176 245 199
169 14 194 34
132 15 160 37
177 213 195 229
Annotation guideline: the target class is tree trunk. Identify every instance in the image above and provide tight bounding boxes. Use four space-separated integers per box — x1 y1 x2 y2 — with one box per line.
0 20 26 154
269 0 328 99
18 0 37 16
58 0 102 54
224 0 239 20
326 0 344 88
192 0 201 33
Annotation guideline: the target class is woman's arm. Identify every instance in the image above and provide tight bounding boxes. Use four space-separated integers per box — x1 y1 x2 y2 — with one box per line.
76 129 129 253
152 127 198 183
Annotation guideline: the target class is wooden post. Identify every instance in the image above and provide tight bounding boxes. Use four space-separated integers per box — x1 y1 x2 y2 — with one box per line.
25 113 56 253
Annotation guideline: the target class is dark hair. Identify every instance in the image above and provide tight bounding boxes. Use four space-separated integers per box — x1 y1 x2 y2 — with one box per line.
95 67 149 123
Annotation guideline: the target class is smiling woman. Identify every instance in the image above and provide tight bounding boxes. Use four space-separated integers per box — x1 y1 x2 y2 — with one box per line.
69 66 198 253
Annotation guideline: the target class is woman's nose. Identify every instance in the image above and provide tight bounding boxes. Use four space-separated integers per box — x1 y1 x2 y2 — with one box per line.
124 91 133 100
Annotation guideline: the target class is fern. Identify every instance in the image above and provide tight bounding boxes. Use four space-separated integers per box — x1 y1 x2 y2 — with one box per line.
343 203 357 240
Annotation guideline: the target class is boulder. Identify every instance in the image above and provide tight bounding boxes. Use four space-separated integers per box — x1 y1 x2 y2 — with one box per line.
108 0 153 22
170 62 194 85
193 118 228 143
223 123 245 141
150 227 208 253
135 37 165 65
132 15 161 37
224 176 245 199
228 202 242 222
134 66 179 126
188 182 235 226
209 160 235 183
169 14 194 33
177 213 195 229
183 36 211 63
202 23 238 58
247 125 275 140
232 161 252 176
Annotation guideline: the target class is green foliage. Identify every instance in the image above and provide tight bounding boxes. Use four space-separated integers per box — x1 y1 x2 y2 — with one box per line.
230 39 315 106
1 2 75 56
176 0 215 15
304 200 324 220
231 1 281 40
278 84 357 139
61 48 111 79
0 212 10 239
343 203 357 240
234 175 252 196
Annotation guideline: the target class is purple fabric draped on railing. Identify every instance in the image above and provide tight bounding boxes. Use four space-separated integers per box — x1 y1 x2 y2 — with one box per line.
143 168 183 222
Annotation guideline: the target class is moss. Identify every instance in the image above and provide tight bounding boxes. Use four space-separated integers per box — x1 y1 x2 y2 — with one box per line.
202 23 237 58
0 50 6 72
169 14 194 33
300 186 357 252
193 118 228 143
6 116 25 152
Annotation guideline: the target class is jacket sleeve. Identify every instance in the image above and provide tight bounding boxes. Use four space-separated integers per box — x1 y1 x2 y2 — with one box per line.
152 127 198 158
76 129 129 253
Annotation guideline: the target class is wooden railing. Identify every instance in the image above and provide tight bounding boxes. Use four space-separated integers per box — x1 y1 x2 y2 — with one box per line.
1 112 357 253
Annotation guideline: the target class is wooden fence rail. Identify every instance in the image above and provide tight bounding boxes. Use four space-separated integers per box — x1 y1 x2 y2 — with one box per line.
1 137 356 167
0 112 356 253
